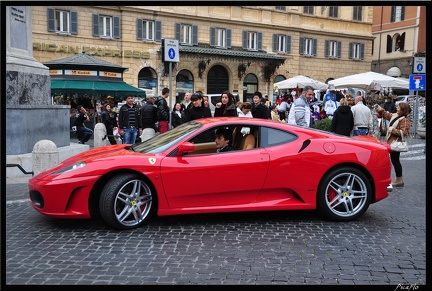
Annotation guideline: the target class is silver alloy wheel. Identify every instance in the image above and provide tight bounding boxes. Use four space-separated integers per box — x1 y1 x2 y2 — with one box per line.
324 172 368 218
114 179 153 227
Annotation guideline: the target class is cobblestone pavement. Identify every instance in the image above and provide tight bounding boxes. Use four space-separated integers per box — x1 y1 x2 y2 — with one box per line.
4 138 426 285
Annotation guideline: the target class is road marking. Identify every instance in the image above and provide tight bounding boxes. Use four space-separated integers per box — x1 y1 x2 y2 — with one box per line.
6 199 29 205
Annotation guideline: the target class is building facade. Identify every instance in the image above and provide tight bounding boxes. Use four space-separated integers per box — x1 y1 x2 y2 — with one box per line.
31 5 374 105
371 6 426 79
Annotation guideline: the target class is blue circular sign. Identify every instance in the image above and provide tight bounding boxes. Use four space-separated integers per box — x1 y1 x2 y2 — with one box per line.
417 64 423 72
168 48 176 60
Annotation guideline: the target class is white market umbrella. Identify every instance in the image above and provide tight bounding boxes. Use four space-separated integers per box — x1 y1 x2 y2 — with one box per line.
274 75 328 90
328 71 409 90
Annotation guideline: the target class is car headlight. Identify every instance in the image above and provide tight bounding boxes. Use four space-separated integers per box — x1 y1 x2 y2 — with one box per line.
51 162 86 175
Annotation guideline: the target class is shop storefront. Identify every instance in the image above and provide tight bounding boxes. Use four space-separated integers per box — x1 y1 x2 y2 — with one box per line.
44 53 146 135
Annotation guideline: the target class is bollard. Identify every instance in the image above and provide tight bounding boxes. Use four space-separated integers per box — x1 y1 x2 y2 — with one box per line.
141 128 156 142
94 123 110 148
32 140 59 176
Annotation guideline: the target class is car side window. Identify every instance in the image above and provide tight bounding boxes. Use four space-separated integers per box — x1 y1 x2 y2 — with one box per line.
260 127 297 147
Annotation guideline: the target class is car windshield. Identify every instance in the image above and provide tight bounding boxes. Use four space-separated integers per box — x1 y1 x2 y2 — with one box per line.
131 121 203 154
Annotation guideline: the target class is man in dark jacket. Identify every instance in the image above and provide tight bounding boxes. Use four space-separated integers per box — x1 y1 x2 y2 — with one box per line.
140 96 158 141
118 96 142 144
383 96 397 113
215 128 235 152
155 87 170 133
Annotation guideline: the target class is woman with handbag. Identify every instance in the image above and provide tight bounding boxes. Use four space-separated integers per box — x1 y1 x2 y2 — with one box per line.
374 102 412 187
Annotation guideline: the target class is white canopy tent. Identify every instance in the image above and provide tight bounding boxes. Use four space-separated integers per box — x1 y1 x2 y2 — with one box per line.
274 75 328 90
328 71 409 90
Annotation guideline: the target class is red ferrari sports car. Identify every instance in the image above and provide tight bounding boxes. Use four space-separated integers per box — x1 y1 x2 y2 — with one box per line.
29 117 392 230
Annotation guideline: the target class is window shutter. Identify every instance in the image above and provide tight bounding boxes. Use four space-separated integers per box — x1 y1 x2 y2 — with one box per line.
210 27 215 46
349 42 353 59
47 8 55 32
226 29 231 48
92 14 99 37
175 23 180 41
337 41 341 58
136 19 143 40
391 7 395 22
70 11 78 35
155 21 161 41
324 40 329 57
286 35 291 53
242 31 247 49
400 32 405 51
312 39 317 56
113 17 120 39
359 43 365 60
401 6 405 20
257 32 262 50
299 37 305 54
386 35 392 53
192 25 198 45
272 34 277 52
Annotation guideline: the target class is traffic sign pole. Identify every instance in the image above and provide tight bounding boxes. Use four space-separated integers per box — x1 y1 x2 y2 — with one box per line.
162 39 179 130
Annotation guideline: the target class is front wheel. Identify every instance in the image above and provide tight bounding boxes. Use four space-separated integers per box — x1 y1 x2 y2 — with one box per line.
317 167 372 222
99 173 156 229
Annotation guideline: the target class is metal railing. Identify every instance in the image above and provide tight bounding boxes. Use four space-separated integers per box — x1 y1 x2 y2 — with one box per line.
6 164 34 176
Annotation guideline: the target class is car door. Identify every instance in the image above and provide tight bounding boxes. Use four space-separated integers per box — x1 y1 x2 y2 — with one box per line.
160 137 270 209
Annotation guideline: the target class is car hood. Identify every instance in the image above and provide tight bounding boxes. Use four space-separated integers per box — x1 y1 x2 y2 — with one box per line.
32 144 154 181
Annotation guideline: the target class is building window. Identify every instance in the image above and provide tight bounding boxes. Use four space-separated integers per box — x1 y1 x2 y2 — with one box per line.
175 23 198 45
242 31 262 51
303 6 314 15
386 33 405 52
325 40 341 58
391 6 405 22
272 34 291 54
275 6 286 11
92 15 120 39
328 6 339 18
137 20 161 42
349 42 365 60
210 27 231 48
353 6 362 21
143 20 154 41
299 37 317 56
47 8 77 35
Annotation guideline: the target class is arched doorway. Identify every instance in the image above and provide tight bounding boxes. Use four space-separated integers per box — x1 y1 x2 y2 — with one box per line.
273 75 286 102
243 73 258 103
138 67 158 96
207 65 229 94
176 69 194 103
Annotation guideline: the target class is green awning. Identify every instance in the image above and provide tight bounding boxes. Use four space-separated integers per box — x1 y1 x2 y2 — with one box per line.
51 80 146 97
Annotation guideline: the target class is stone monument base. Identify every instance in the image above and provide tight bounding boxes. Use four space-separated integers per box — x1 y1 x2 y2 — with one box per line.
6 105 71 155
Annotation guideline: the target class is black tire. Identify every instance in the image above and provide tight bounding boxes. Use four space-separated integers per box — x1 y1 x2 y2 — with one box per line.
99 173 156 230
317 167 372 222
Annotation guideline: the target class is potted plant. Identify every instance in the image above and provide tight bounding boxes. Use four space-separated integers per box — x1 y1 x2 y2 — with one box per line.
312 118 332 132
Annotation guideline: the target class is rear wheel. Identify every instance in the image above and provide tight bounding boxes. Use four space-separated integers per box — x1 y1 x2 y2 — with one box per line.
317 167 372 221
99 173 155 229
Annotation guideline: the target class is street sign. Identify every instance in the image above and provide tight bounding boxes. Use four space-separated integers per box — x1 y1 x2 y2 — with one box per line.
409 74 426 91
163 39 179 63
413 57 426 74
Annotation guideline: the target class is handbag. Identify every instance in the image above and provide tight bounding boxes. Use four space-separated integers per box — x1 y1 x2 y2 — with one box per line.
390 130 408 152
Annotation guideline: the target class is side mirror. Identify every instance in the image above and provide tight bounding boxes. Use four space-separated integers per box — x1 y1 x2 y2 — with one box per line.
177 142 195 156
